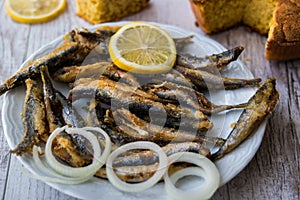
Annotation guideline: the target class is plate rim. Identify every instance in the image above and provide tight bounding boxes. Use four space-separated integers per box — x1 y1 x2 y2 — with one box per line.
1 21 266 200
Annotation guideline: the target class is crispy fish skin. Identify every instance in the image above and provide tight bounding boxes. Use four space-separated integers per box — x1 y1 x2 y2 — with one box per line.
85 99 133 146
177 46 244 71
67 28 115 48
56 90 86 128
10 79 48 155
95 163 190 183
41 66 65 132
211 78 279 160
41 66 93 167
113 108 215 142
0 42 81 97
69 76 213 132
144 81 247 114
0 28 115 97
97 163 159 183
65 28 116 62
53 62 140 87
86 99 103 127
175 65 262 90
70 76 162 102
41 66 86 129
112 142 210 167
95 142 211 183
53 62 112 83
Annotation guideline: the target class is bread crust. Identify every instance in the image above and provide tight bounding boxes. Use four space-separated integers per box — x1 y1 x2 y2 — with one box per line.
266 0 300 60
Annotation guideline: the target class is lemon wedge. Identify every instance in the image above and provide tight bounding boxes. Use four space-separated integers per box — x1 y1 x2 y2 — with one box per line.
109 22 177 74
5 0 66 24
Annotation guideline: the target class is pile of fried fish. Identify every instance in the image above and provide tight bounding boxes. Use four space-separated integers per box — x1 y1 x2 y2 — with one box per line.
0 26 279 182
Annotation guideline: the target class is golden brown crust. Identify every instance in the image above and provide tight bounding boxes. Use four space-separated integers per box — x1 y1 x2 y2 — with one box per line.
76 0 150 24
266 0 300 60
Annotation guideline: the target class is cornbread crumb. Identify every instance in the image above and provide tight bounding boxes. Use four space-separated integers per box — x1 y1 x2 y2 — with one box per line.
243 0 277 34
76 0 150 24
190 0 246 34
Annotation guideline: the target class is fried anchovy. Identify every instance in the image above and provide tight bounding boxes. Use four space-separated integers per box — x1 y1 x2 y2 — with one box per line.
175 65 262 90
114 109 220 142
133 68 196 90
55 90 86 128
41 67 89 166
86 99 205 147
65 26 194 53
86 99 103 127
41 66 65 132
67 28 194 60
0 42 82 97
211 78 279 160
10 78 48 155
0 28 115 97
112 142 210 167
96 162 160 182
95 142 209 183
69 76 213 132
52 62 111 83
41 66 93 167
70 76 164 102
63 29 115 64
177 46 244 71
66 28 115 50
107 163 195 183
85 99 133 146
53 62 140 87
143 81 248 114
41 66 85 128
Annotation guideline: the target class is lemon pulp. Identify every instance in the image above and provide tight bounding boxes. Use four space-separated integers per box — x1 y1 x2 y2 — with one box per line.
109 22 177 74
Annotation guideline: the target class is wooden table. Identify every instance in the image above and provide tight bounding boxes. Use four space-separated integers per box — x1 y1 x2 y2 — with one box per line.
0 0 299 199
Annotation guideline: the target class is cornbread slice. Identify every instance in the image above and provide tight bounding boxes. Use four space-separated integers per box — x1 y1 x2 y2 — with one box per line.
190 0 277 34
266 0 300 60
190 0 300 60
76 0 150 24
189 0 248 34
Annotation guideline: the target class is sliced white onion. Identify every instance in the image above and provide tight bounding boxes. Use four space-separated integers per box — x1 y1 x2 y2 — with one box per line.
169 167 206 189
65 127 112 171
32 146 94 184
164 152 220 200
31 126 111 184
45 126 111 177
106 141 168 192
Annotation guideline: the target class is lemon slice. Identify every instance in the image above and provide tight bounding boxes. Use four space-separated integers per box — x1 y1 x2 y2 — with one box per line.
109 22 177 74
5 0 66 24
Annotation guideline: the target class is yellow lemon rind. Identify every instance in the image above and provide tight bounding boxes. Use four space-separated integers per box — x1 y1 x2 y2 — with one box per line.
5 0 67 24
109 22 177 74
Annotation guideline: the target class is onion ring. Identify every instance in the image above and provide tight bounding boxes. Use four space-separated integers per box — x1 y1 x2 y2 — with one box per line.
106 141 168 192
31 126 111 184
164 152 220 200
32 146 94 184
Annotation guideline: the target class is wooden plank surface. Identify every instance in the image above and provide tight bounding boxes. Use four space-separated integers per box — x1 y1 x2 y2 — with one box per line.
0 0 299 199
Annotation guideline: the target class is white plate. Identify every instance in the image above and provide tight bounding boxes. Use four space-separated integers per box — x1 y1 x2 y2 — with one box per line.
2 22 266 200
